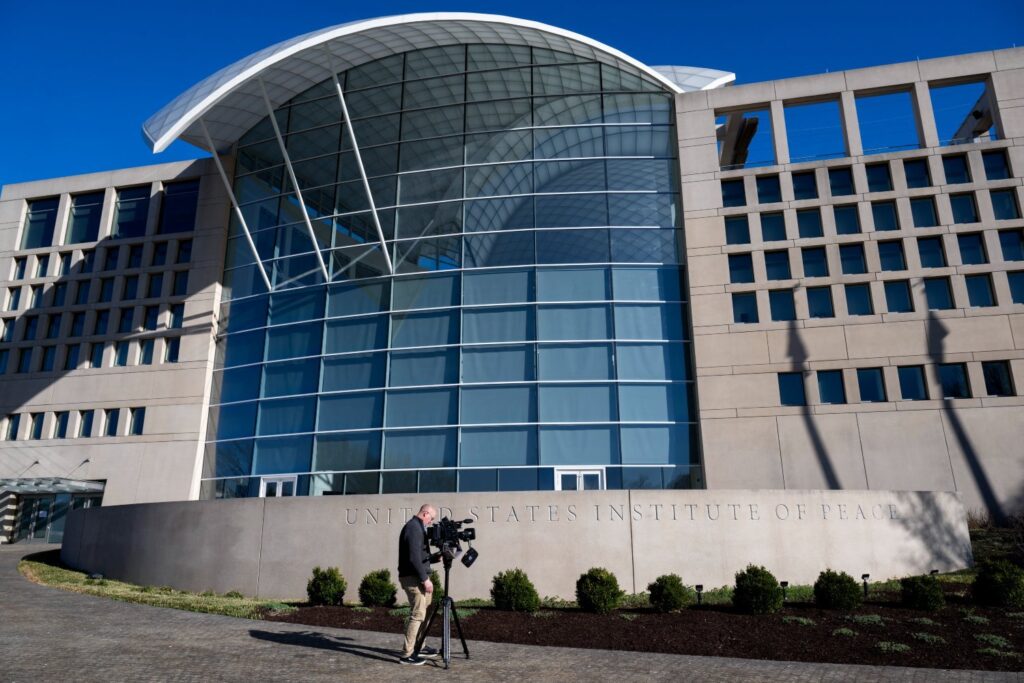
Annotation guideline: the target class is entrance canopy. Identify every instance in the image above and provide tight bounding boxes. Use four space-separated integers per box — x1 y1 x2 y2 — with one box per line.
0 478 105 495
143 12 734 154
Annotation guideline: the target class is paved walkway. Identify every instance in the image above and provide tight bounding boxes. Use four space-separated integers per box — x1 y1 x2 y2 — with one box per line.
0 545 1019 683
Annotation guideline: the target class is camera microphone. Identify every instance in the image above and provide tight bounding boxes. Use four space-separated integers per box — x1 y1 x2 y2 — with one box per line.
460 518 474 524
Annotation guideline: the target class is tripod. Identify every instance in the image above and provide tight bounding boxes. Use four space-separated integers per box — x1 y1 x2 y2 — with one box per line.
414 556 470 669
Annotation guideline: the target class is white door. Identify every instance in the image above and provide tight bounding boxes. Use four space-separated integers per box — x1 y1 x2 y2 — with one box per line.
259 475 298 497
554 468 604 491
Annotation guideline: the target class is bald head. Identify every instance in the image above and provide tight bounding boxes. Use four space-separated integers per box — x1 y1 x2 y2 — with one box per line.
416 504 436 525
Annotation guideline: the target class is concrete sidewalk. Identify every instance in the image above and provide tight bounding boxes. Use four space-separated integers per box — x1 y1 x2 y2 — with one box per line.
0 545 1018 682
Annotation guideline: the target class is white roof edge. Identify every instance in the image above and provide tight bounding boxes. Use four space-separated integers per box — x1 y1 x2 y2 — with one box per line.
145 13 695 154
649 66 736 92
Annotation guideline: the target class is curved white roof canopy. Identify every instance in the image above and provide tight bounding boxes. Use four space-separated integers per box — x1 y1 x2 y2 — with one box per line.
143 12 734 154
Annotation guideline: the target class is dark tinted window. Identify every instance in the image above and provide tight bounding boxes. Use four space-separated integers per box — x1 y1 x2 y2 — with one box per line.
20 198 59 250
764 250 791 280
965 274 995 307
871 201 899 231
797 209 823 238
1009 271 1024 304
957 233 987 265
1000 230 1024 261
924 277 954 310
982 150 1010 180
725 216 750 245
991 190 1021 220
910 198 938 227
721 179 745 207
878 241 906 271
845 283 874 315
903 158 931 188
857 368 886 402
938 363 970 398
114 186 151 238
756 175 782 204
942 155 970 184
884 280 913 312
728 254 754 283
769 290 796 321
982 361 1014 397
817 370 846 404
792 171 817 200
159 179 200 234
839 244 867 274
732 292 758 323
950 193 978 223
760 212 787 241
828 167 854 196
865 163 893 192
918 237 946 268
67 192 104 244
806 286 834 318
898 366 928 400
801 247 828 277
834 205 860 235
778 372 806 406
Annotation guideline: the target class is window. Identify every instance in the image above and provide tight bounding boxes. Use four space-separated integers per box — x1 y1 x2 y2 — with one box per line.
721 179 745 207
760 212 786 241
728 254 754 283
30 285 42 308
839 244 867 274
102 249 118 272
139 339 154 365
732 293 758 323
176 239 193 264
52 283 67 307
783 99 845 161
828 167 854 196
89 343 105 368
105 408 121 437
982 150 1010 180
1009 271 1024 304
938 363 971 399
924 277 955 310
878 241 906 271
1000 230 1024 261
869 201 898 232
778 373 806 406
114 341 131 366
792 171 817 200
158 179 200 234
54 411 69 439
151 242 169 266
797 208 823 238
129 407 146 436
0 349 7 374
903 158 931 188
6 287 20 312
40 347 55 372
46 314 62 339
20 198 58 249
817 370 846 404
23 315 38 341
169 303 184 329
122 275 139 301
910 197 938 227
965 274 995 307
1 320 10 342
78 410 94 438
93 309 110 335
173 271 189 296
57 253 71 276
764 250 791 280
857 368 887 402
801 247 829 277
991 190 1021 220
898 366 928 400
117 309 134 334
98 278 114 303
769 289 796 321
80 251 94 274
74 281 90 305
36 255 49 277
845 283 874 315
29 413 44 440
5 414 21 440
164 337 180 363
13 257 26 279
884 280 914 313
834 205 861 235
982 361 1014 397
756 175 781 204
66 192 104 244
64 344 80 370
942 155 970 184
918 237 947 268
806 286 834 318
856 91 920 153
866 163 893 192
957 233 987 265
950 193 978 224
128 245 143 268
143 306 160 331
147 274 164 298
725 216 750 245
114 186 151 238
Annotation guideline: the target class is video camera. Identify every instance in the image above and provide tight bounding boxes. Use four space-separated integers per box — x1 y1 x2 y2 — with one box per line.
427 517 479 568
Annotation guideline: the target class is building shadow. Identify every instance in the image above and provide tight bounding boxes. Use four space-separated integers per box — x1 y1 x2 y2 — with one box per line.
925 311 1004 524
785 322 840 489
248 629 400 664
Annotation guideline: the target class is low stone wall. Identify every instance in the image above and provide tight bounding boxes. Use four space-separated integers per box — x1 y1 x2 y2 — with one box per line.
60 489 972 600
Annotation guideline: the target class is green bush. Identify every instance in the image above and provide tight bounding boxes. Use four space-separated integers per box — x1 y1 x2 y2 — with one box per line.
429 569 443 605
358 569 397 607
972 560 1024 609
647 574 691 613
491 568 540 613
224 590 244 599
576 567 624 614
732 565 783 615
307 566 346 606
813 570 862 610
900 575 944 611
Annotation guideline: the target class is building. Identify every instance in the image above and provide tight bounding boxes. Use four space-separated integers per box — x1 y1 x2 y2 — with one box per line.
2 13 1023 547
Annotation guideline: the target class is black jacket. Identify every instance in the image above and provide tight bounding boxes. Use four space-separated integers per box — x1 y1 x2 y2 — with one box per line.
397 516 431 582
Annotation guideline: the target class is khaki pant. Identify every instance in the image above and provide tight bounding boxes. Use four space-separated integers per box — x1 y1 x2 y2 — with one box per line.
400 575 430 657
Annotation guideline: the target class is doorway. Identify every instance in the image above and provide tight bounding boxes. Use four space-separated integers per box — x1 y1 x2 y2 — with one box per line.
554 468 604 491
259 475 298 497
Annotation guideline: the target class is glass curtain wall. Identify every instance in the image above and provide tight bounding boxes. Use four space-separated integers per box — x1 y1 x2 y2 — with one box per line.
202 43 701 497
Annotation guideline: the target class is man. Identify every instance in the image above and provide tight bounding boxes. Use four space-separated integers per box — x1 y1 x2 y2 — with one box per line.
397 503 438 665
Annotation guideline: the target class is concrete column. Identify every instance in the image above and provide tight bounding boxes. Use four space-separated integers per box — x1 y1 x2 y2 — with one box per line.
52 194 72 248
912 81 940 149
770 100 790 165
839 91 863 157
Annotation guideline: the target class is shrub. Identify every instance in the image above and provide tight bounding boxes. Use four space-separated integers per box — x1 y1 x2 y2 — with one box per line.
972 560 1024 609
963 614 990 625
813 570 862 610
619 592 650 609
975 633 1012 649
224 590 244 599
647 574 691 613
875 641 910 654
900 575 944 611
358 569 397 608
911 632 945 644
491 568 540 613
307 566 346 606
977 648 1020 659
781 616 815 626
846 614 886 627
429 569 443 605
576 568 624 614
732 565 783 615
832 627 857 637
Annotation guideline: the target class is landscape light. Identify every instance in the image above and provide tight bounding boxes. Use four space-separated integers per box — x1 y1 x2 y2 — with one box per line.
695 584 703 606
929 569 938 575
861 574 870 599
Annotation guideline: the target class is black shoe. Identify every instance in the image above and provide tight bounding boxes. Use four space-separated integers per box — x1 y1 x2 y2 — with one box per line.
419 646 440 659
399 655 426 666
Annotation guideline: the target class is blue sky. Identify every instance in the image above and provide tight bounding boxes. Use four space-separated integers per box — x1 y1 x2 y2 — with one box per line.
0 0 1021 189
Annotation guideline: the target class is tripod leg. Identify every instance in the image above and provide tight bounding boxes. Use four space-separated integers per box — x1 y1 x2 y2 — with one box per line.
442 597 451 669
450 603 471 659
413 600 440 655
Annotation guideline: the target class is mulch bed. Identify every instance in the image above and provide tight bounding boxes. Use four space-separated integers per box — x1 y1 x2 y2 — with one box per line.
266 589 1024 672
